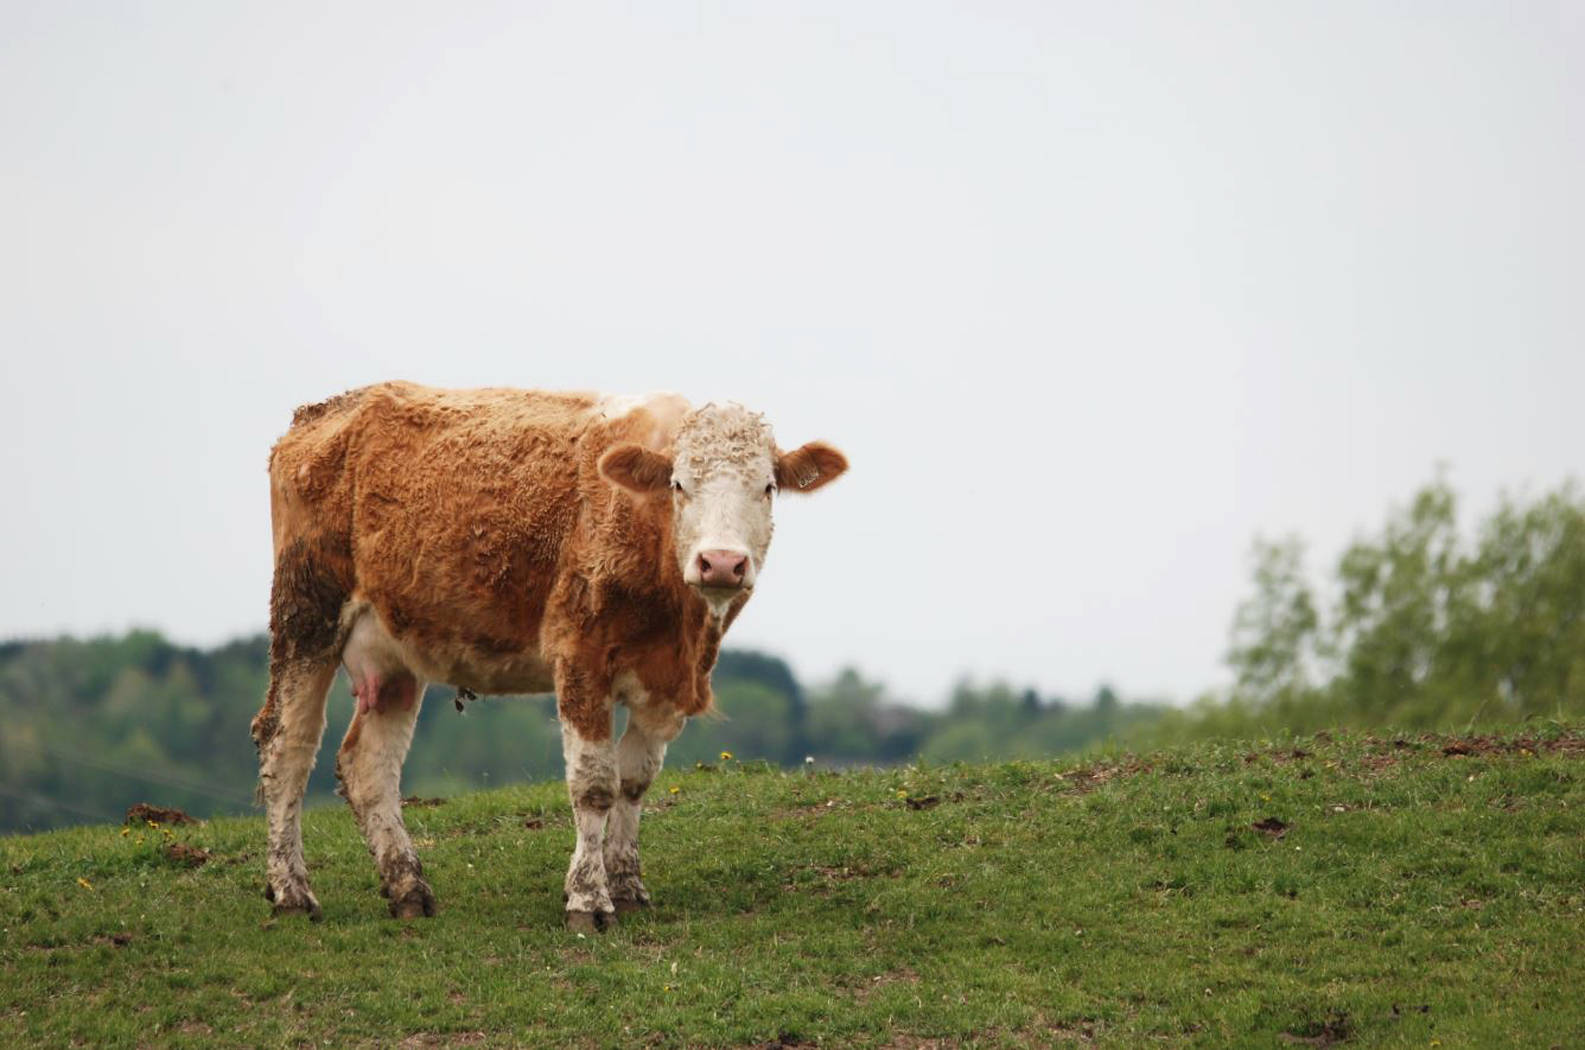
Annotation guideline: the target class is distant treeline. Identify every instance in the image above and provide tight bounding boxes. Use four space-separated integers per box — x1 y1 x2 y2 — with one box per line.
0 630 1163 834
3 475 1579 834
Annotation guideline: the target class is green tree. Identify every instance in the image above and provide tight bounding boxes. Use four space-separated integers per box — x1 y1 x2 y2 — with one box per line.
1226 537 1320 706
1461 485 1585 718
1209 474 1585 735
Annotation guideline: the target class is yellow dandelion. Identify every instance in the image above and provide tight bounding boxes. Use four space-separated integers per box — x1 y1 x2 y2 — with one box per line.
146 819 158 829
895 790 908 799
668 785 680 795
119 827 130 838
76 877 93 892
720 751 733 762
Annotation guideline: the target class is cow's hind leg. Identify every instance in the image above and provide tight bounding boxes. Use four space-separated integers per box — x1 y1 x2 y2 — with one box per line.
605 707 684 914
252 657 337 920
336 668 435 918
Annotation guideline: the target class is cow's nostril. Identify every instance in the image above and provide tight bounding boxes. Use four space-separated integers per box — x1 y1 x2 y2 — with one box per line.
697 549 750 587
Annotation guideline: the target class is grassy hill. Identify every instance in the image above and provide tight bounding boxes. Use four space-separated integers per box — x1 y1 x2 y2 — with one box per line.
2 726 1581 1049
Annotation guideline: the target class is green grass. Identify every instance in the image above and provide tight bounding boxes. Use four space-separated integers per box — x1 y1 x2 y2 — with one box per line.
2 726 1582 1049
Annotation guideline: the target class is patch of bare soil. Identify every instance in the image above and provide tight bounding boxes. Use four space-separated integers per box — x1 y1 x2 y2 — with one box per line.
1047 1027 1099 1045
1246 729 1585 774
33 931 134 954
401 796 447 808
744 1035 816 1050
1279 1011 1352 1046
1250 729 1585 779
164 843 211 867
1435 732 1583 758
125 803 197 825
1252 817 1290 839
1056 757 1153 793
1376 731 1583 763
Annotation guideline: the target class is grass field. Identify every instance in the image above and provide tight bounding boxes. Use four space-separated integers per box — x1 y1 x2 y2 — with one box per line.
2 725 1582 1048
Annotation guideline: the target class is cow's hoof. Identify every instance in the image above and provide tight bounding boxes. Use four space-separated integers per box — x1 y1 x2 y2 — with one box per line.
612 896 649 916
265 881 322 921
389 884 437 919
565 909 616 933
270 895 324 922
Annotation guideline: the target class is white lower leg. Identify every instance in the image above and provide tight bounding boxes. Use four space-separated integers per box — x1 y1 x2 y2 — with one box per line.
338 678 432 916
605 723 669 904
603 799 642 901
258 664 333 913
562 725 617 916
263 732 321 903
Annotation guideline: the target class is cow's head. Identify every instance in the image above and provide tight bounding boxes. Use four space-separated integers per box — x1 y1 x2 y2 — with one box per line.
598 403 848 616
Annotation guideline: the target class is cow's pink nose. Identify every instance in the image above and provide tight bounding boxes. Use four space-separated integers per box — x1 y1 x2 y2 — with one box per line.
697 549 749 587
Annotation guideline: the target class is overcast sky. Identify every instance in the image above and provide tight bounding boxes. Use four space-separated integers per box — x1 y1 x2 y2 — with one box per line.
2 2 1581 706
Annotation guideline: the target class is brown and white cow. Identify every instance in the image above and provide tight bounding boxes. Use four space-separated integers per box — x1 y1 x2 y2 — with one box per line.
249 382 846 930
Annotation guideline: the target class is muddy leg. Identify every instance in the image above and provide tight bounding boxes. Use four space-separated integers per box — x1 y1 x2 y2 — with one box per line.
605 709 684 913
252 659 337 920
336 670 435 918
561 719 618 931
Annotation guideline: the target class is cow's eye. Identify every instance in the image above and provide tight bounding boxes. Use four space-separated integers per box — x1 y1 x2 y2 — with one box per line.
764 483 776 498
671 479 685 494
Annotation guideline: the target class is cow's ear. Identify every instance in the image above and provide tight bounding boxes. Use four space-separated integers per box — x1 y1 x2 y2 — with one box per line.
599 444 674 494
774 442 848 494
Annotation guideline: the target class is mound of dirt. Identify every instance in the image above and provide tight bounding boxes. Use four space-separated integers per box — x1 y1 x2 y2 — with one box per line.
1252 817 1290 839
125 803 197 826
164 843 211 868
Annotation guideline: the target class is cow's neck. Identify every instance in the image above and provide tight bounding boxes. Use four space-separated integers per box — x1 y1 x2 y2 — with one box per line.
593 489 750 652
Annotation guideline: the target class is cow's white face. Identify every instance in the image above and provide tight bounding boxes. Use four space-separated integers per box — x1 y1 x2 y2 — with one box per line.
669 406 779 613
598 403 848 618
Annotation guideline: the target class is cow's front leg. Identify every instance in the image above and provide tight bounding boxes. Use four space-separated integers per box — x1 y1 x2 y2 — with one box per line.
560 715 618 932
605 707 685 913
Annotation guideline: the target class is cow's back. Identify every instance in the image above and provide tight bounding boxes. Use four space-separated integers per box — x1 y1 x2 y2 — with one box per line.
267 382 681 691
348 384 599 653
